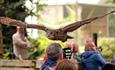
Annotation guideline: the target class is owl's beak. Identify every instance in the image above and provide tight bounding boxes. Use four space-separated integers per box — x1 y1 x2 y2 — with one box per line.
67 35 73 39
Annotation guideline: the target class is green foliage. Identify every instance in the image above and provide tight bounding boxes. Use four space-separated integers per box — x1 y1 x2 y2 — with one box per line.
0 0 28 20
98 37 115 61
0 0 46 59
29 34 65 59
2 52 10 59
0 0 28 59
26 0 46 17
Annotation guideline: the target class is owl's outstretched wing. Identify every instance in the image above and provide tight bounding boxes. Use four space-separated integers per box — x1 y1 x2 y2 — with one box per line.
0 17 47 31
0 17 26 27
62 10 115 32
26 24 47 31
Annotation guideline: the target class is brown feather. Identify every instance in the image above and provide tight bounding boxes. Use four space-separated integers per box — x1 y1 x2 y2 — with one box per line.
62 17 98 32
0 17 16 26
27 24 47 31
62 10 115 32
0 11 115 42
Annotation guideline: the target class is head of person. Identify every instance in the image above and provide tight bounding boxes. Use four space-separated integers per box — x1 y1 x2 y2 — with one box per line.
85 40 97 51
16 26 25 34
65 41 79 53
55 59 77 70
101 63 115 70
110 59 115 66
46 43 63 61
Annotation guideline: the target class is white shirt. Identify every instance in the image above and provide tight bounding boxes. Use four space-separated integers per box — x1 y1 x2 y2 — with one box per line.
12 32 31 60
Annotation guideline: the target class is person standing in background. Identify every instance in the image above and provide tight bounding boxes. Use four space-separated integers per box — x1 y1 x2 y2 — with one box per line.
81 40 106 70
12 26 32 60
65 41 83 70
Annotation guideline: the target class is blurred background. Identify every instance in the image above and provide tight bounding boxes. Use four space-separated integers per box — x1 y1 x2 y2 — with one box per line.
0 0 115 61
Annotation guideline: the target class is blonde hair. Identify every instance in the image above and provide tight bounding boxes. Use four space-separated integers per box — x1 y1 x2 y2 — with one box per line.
85 40 96 51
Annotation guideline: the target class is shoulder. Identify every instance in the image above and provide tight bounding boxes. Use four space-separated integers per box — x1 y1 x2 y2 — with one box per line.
12 33 19 38
92 52 104 60
41 66 54 70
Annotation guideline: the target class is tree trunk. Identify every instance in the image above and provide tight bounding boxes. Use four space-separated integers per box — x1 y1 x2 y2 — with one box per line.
0 25 3 58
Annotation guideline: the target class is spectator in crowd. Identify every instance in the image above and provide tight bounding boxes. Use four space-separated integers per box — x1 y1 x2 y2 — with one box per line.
65 41 84 70
55 59 78 70
101 59 115 70
65 41 81 62
81 40 106 70
40 43 63 70
110 59 115 65
12 26 32 60
101 63 115 70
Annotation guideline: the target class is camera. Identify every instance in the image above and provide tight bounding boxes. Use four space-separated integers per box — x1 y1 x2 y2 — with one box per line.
63 48 72 59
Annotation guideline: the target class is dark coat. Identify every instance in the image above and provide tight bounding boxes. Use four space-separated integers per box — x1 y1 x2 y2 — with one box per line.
41 59 57 70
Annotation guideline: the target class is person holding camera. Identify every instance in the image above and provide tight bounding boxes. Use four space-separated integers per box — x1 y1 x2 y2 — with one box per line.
65 41 80 61
81 40 106 70
64 41 84 70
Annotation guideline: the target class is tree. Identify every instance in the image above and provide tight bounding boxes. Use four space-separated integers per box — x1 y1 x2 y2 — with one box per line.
0 0 29 59
98 38 115 61
0 0 45 59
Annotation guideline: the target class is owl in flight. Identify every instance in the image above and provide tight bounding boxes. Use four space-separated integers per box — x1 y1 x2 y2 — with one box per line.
0 11 115 42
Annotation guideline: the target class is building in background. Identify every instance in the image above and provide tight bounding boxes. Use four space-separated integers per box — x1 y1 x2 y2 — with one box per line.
25 0 115 44
78 3 115 41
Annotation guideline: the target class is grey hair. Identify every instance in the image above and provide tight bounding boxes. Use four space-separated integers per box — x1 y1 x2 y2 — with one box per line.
46 43 63 60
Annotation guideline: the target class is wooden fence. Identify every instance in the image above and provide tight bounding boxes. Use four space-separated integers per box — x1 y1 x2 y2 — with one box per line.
0 60 44 70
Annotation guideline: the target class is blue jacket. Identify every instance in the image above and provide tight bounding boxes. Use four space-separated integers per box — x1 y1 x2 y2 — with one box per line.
41 59 57 70
81 51 106 70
